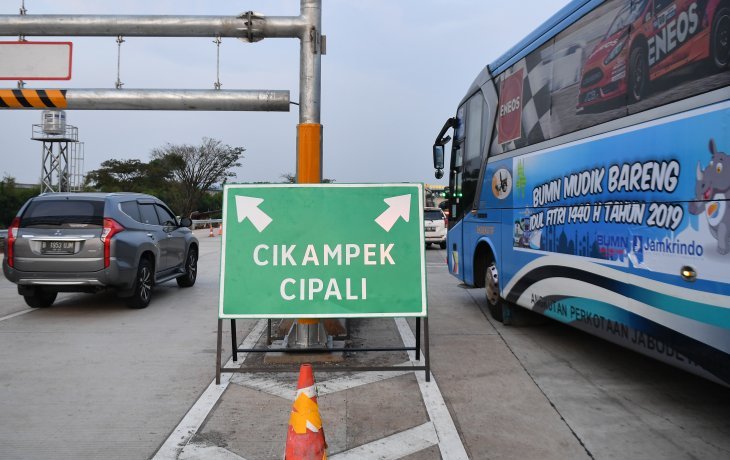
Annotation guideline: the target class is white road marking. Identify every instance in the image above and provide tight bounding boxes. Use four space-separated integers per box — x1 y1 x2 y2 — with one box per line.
152 319 268 460
0 309 35 323
330 422 438 460
229 372 297 400
179 444 247 460
180 422 437 460
395 318 469 460
317 365 412 395
230 362 413 399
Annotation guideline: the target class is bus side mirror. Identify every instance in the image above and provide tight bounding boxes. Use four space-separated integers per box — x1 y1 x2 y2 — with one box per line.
433 144 445 174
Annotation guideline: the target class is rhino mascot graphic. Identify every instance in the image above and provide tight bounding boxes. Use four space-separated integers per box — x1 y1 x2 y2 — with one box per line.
689 139 730 254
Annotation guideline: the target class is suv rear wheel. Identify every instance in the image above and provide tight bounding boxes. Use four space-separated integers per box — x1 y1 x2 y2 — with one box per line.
177 247 198 287
23 289 57 308
127 258 153 309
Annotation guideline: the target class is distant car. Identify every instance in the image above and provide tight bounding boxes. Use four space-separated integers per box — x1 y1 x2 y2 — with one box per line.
2 192 198 309
424 207 447 249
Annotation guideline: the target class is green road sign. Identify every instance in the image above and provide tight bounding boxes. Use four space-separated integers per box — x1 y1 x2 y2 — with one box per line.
218 183 427 318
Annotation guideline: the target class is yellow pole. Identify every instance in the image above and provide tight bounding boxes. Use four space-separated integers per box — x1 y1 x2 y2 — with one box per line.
297 123 322 183
296 122 323 329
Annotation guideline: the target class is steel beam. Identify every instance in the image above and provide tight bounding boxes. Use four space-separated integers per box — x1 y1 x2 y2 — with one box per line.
0 89 290 111
299 0 321 124
294 0 325 345
0 14 305 40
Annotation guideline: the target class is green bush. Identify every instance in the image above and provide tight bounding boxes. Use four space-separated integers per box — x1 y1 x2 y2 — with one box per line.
0 177 40 228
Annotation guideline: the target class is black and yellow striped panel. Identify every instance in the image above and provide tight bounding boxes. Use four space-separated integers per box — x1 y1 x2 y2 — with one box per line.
0 89 67 109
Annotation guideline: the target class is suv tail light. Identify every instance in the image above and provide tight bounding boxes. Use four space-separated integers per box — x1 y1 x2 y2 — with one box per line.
444 215 448 227
101 218 125 268
6 217 20 268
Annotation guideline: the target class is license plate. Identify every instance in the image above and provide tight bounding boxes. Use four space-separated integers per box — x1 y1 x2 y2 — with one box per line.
425 226 436 231
41 240 75 254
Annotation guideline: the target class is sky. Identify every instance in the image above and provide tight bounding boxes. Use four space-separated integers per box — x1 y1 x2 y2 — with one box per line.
0 0 571 186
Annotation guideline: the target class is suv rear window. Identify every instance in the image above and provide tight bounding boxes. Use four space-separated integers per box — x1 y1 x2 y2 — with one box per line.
120 201 142 222
21 199 104 228
424 210 444 220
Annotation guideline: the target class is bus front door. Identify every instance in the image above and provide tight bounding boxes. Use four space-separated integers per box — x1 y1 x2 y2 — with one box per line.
447 133 465 280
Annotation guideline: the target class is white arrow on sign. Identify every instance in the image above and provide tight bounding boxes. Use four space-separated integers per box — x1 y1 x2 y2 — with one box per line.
375 194 411 232
235 195 273 232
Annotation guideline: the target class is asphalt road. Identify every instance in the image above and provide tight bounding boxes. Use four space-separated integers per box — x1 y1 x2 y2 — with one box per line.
0 231 728 459
0 229 247 460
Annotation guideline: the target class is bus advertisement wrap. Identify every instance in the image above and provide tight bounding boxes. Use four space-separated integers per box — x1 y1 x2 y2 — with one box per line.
499 102 730 384
511 103 730 283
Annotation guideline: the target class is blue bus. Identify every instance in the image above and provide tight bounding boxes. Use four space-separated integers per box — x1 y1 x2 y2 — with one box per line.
432 0 730 385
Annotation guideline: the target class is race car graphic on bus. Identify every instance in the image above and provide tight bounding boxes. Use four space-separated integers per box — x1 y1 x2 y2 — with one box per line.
577 0 729 110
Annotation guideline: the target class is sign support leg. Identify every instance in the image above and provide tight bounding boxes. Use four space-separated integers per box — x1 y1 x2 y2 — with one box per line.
415 317 421 361
424 317 430 382
231 319 238 362
216 318 222 385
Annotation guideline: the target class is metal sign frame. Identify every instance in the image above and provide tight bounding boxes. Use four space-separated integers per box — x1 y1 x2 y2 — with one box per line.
215 317 430 383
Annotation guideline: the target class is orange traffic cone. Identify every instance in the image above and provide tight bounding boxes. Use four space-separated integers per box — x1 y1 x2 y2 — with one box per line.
285 364 327 460
208 223 215 237
218 223 224 236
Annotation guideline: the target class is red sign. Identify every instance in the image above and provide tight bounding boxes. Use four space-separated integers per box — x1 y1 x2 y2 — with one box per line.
497 68 523 144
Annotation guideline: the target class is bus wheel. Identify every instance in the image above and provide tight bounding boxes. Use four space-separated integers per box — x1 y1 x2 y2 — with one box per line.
485 262 504 322
628 45 648 103
711 7 730 70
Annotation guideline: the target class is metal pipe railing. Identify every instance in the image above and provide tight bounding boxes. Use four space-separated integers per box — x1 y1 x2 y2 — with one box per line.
0 88 290 111
59 89 289 111
0 14 306 40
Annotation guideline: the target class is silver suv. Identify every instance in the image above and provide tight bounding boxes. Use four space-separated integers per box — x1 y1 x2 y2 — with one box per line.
2 192 198 309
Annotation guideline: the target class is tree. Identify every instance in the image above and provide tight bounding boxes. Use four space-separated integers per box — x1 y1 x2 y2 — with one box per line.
85 159 154 192
0 176 40 227
151 138 244 217
280 173 336 184
84 157 180 206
